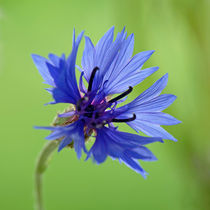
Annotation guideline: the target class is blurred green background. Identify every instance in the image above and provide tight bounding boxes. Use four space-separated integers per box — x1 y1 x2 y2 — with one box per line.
0 0 209 209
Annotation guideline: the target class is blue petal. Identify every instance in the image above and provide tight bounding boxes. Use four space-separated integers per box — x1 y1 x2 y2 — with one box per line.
76 65 83 73
58 136 73 152
81 27 132 96
111 33 134 73
34 126 65 140
113 74 179 141
95 26 115 70
81 36 95 81
32 30 84 105
103 33 134 84
109 50 155 82
98 27 125 76
103 50 156 94
134 112 181 125
48 53 64 67
132 73 168 104
31 54 55 86
106 66 159 94
133 94 177 112
87 127 162 177
120 156 148 178
118 93 177 113
128 120 177 141
105 128 163 146
45 88 53 94
52 30 84 104
35 120 86 157
124 147 157 161
88 135 108 164
34 126 55 130
79 72 87 93
52 88 79 104
46 62 62 85
82 27 115 86
71 121 86 159
92 27 126 92
81 27 156 102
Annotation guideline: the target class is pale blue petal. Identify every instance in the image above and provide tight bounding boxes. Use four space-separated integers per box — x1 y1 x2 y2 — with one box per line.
128 120 177 141
35 120 86 156
91 28 126 92
103 51 156 95
120 156 148 178
125 147 158 161
113 33 134 72
135 112 181 125
48 53 62 67
132 94 177 112
106 128 163 146
95 26 115 68
132 73 169 104
107 67 159 94
81 36 95 81
31 54 55 86
86 127 162 177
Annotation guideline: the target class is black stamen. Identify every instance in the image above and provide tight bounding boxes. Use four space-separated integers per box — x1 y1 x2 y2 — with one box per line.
77 105 81 111
108 86 133 104
85 105 95 112
91 122 96 127
84 113 93 118
84 105 95 118
112 113 136 123
88 67 99 92
95 112 100 119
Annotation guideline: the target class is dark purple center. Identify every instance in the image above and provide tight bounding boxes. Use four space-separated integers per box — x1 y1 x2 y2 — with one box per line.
76 67 136 129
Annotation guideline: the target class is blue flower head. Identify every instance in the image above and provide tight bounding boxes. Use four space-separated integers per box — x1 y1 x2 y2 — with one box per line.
32 27 180 178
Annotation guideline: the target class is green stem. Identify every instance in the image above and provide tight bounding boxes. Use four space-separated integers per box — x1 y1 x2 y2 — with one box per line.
34 140 60 210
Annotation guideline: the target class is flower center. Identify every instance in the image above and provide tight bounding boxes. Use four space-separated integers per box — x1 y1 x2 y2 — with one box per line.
76 67 136 129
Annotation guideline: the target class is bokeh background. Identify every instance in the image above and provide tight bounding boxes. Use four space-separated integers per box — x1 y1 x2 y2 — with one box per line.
0 0 209 209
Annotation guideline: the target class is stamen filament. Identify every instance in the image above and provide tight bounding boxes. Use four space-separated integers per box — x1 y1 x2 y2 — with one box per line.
108 86 133 104
112 113 136 123
88 67 99 92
